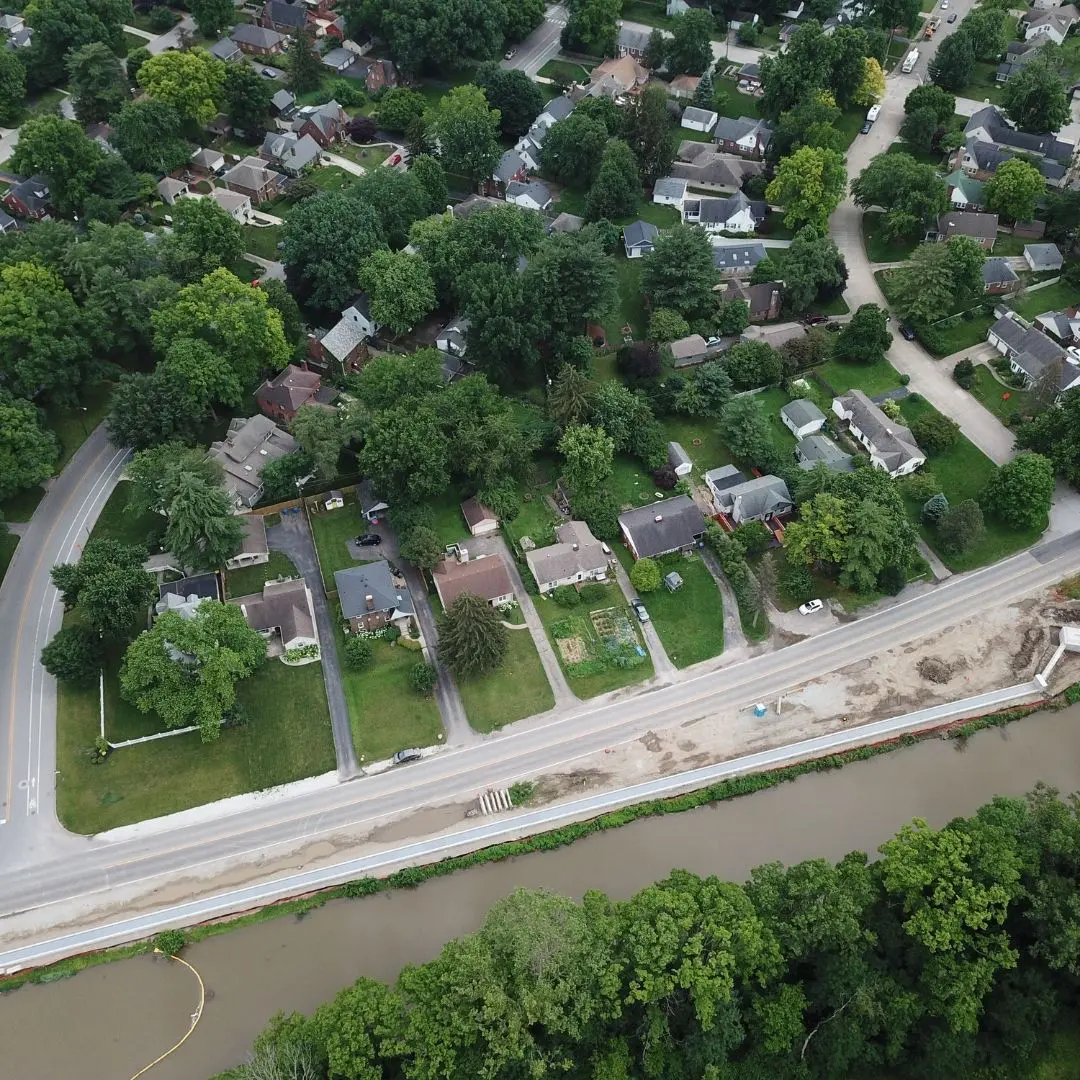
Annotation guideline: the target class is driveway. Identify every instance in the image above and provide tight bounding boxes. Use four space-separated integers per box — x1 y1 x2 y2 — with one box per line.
143 13 195 54
698 544 748 651
609 556 676 679
266 513 359 777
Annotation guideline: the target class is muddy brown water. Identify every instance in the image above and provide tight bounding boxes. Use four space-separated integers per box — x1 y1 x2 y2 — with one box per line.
5 706 1080 1080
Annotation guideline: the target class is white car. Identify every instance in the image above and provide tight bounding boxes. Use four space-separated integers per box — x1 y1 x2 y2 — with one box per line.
940 0 948 7
799 599 824 615
705 335 723 348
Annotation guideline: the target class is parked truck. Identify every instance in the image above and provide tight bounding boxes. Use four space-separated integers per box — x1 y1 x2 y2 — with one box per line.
902 48 920 73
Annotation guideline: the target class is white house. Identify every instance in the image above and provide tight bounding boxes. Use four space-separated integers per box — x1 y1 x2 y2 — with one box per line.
683 191 762 234
832 390 926 477
653 176 688 207
1023 5 1080 43
505 179 552 212
987 313 1080 393
780 399 826 440
436 315 469 357
713 474 793 524
210 187 252 222
225 516 270 571
1024 243 1064 272
234 578 320 663
667 441 693 476
681 106 718 133
525 520 609 593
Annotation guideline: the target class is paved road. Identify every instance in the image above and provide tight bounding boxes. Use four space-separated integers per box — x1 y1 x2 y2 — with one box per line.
266 514 359 777
504 3 568 77
3 530 1080 931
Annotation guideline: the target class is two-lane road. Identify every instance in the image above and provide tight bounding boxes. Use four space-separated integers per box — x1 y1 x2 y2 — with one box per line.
504 4 568 77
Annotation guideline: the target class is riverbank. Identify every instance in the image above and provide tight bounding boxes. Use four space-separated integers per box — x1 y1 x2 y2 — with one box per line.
5 699 1080 1079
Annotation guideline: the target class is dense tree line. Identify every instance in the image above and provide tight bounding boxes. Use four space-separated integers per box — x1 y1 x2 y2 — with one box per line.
222 785 1080 1080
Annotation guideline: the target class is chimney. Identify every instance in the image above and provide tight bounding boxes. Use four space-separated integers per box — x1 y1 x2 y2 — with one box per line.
365 594 374 611
655 514 663 523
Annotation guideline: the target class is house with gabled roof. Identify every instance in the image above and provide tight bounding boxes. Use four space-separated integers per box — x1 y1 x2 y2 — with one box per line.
260 0 309 35
653 176 688 207
292 100 347 147
988 311 1080 393
233 578 319 660
432 553 515 609
797 434 854 472
713 242 767 277
983 258 1020 294
313 296 378 373
681 106 718 133
231 22 287 55
934 211 998 249
832 390 926 477
722 278 782 322
271 88 297 118
673 143 764 193
683 190 765 234
525 520 609 593
210 187 252 222
222 156 282 204
713 474 793 524
505 179 552 212
261 131 321 174
210 415 299 510
190 147 226 176
618 495 706 559
713 116 773 159
623 219 659 258
335 561 416 634
3 174 52 220
945 168 985 210
256 364 336 423
209 37 241 61
1021 4 1080 44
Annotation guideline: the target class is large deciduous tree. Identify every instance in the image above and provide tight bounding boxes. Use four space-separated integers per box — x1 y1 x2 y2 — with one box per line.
164 471 246 571
474 62 545 140
65 41 127 123
1015 389 1080 484
833 303 892 365
623 84 675 187
51 538 155 640
190 0 235 38
359 404 450 504
640 222 718 320
10 114 106 216
665 9 713 75
900 83 957 153
290 403 350 478
980 452 1055 529
0 391 58 501
929 31 975 91
0 50 25 126
719 395 782 472
121 601 267 741
163 197 245 283
756 225 846 315
563 0 620 56
585 139 641 222
558 423 614 493
432 84 501 185
22 0 129 89
349 168 428 249
1002 58 1070 134
767 146 847 231
136 49 225 125
438 591 509 676
722 340 783 391
40 624 105 685
110 99 191 176
984 157 1046 223
105 368 205 450
540 112 610 189
357 249 436 336
221 63 274 136
851 151 949 238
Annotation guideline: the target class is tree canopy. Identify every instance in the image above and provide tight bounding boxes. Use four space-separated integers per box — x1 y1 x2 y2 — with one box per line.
767 146 847 231
1001 58 1070 134
851 151 949 239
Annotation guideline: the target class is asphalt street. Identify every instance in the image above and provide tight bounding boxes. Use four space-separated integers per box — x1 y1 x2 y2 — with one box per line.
504 3 568 77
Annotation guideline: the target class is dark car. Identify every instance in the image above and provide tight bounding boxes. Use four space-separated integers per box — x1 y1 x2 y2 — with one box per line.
354 533 382 546
860 120 872 135
947 12 957 21
392 747 422 765
899 324 917 341
802 313 828 326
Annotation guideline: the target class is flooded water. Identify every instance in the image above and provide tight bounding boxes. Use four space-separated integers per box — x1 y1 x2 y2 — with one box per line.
5 706 1080 1080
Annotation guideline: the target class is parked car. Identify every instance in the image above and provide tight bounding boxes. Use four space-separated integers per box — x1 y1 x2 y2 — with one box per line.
801 313 828 326
947 12 957 20
630 598 650 623
860 120 872 134
504 48 516 60
940 0 948 8
387 151 402 167
899 324 917 341
392 747 422 764
799 599 824 615
354 533 382 546
261 67 280 78
705 335 723 347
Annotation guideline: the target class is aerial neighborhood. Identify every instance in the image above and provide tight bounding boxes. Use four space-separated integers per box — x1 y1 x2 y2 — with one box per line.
7 0 1080 1070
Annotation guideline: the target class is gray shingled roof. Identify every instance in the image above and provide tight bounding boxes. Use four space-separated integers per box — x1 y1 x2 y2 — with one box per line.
705 464 746 492
623 219 659 250
712 242 766 271
494 149 525 183
983 258 1018 286
653 176 687 200
781 399 825 430
717 474 792 521
682 106 717 127
989 314 1072 384
835 389 924 473
618 495 706 558
505 179 551 206
1025 243 1063 270
797 434 854 471
335 561 414 620
231 23 286 49
542 95 575 122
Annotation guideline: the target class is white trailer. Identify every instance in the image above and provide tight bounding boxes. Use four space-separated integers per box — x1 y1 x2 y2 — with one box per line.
901 48 920 73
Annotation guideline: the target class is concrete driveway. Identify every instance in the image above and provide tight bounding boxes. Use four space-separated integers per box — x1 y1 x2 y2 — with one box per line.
266 512 359 778
609 557 676 679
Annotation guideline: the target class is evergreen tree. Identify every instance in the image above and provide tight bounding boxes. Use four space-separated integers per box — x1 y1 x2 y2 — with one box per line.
438 592 509 676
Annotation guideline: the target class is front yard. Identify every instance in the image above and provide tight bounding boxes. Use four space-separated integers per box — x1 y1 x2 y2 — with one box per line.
224 550 298 598
861 211 921 264
534 584 654 698
0 532 17 586
241 224 282 261
457 629 555 732
56 643 336 834
969 363 1035 422
636 553 725 668
817 355 904 397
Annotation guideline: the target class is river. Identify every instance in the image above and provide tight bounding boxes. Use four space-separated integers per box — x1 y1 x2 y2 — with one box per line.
4 705 1080 1080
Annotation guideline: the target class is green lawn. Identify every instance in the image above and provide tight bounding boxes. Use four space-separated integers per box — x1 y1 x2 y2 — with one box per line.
969 363 1035 422
457 630 555 731
241 224 282 261
817 356 904 397
537 59 594 83
817 293 850 316
0 486 46 523
662 415 734 477
56 645 336 834
333 142 392 168
505 487 558 547
603 254 648 345
992 233 1027 257
426 490 472 548
756 387 798 458
862 211 921 264
336 631 443 762
0 531 18 585
307 502 366 591
534 583 654 698
887 140 946 169
224 550 298 599
638 553 725 668
123 30 147 54
90 482 167 551
553 187 680 230
714 90 764 122
608 455 670 511
924 312 997 357
1008 281 1079 322
898 396 1045 571
620 0 675 30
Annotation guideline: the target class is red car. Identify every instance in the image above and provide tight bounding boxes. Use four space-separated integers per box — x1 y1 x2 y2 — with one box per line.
387 152 402 167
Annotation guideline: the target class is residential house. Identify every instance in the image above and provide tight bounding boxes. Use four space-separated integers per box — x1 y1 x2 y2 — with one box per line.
6 24 30 48
0 13 23 35
156 177 188 205
209 37 242 61
505 179 552 212
617 22 652 58
832 390 926 477
713 474 793 524
668 333 712 367
256 364 336 423
623 219 659 258
451 194 504 219
2 175 52 221
713 242 767 277
945 168 985 210
955 137 1068 188
233 578 319 659
271 88 297 118
589 55 649 94
432 553 515 609
225 516 270 571
618 495 706 559
935 211 999 249
738 62 762 92
684 190 765 234
996 38 1044 82
222 157 282 204
1025 243 1064 272
723 278 782 322
681 106 718 133
189 147 226 176
292 101 348 147
672 145 764 192
260 0 309 35
1022 4 1080 43
983 258 1020 294
357 480 389 523
1035 309 1080 343
780 399 826 439
231 22 287 55
321 47 357 73
0 207 16 233
210 415 299 510
515 125 546 171
549 212 584 233
667 441 693 476
666 0 712 14
796 434 854 472
987 312 1080 392
492 149 528 194
1032 0 1068 9
538 95 575 128
653 176 688 207
261 131 321 174
962 106 1074 169
210 187 252 222
668 75 701 99
335 561 416 634
436 316 469 357
360 58 397 94
314 299 377 373
156 574 220 620
705 464 746 507
461 497 499 537
525 520 609 594
713 116 773 159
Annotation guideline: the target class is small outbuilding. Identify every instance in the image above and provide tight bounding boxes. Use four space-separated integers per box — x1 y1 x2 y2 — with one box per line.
663 570 683 592
667 441 693 476
780 398 826 439
461 497 499 537
1024 243 1064 272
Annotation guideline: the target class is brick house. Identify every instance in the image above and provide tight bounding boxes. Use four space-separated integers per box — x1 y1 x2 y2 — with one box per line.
255 364 337 423
2 174 53 220
291 101 347 147
230 22 287 55
260 0 308 35
222 157 283 204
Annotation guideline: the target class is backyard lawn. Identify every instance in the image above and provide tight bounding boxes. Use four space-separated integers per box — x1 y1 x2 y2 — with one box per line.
90 482 167 551
241 224 282 261
755 387 798 458
969 364 1035 421
333 143 392 168
534 583 654 698
861 212 921 264
817 356 904 396
638 553 725 668
505 487 558 547
537 59 594 83
603 255 648 348
1008 281 1079 323
608 455 670 511
224 550 299 599
662 415 734 477
457 630 555 731
307 501 365 590
922 312 997 358
553 188 680 230
898 396 1045 571
56 641 336 834
335 630 443 762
